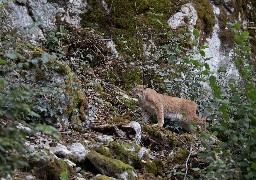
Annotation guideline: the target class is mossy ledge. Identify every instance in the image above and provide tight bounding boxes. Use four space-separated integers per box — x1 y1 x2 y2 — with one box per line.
109 139 164 176
87 150 136 178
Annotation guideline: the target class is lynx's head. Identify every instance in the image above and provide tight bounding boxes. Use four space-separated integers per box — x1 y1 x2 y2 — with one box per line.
133 85 146 100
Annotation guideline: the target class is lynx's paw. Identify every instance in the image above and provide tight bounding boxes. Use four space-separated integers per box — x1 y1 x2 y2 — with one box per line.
153 123 163 128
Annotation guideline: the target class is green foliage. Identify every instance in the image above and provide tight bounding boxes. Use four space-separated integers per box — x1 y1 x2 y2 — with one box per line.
0 78 39 119
46 25 68 51
0 124 28 177
201 24 256 179
60 171 69 180
144 28 211 112
0 22 75 178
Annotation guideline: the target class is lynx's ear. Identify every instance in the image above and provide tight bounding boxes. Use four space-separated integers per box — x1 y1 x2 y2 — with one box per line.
132 83 138 88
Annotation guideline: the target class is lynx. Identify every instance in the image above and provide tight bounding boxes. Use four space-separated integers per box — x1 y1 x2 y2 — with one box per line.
133 85 206 132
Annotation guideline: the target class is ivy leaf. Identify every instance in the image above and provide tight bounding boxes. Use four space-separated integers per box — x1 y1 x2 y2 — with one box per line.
192 60 200 66
248 90 256 101
193 29 200 36
0 59 7 65
243 46 251 51
60 171 69 180
5 52 20 60
233 23 241 29
241 31 250 39
200 50 205 57
192 168 201 171
251 163 256 170
230 133 238 142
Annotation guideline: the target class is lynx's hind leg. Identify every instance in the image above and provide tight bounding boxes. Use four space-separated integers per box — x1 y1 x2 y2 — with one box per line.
141 109 150 124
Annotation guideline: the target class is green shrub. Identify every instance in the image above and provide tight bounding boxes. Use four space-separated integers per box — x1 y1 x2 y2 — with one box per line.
201 23 256 179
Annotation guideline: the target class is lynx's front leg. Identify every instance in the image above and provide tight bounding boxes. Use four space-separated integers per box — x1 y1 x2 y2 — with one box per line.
156 105 164 127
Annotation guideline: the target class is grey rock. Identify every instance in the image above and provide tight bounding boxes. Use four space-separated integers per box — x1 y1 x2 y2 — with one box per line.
0 1 45 44
124 121 141 144
75 166 82 172
51 143 71 157
64 158 76 167
168 3 198 30
96 135 114 142
25 175 34 180
27 0 61 31
69 142 89 162
137 147 148 160
17 123 32 132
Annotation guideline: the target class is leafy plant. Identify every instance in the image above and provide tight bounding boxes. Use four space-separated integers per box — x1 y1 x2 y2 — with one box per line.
200 23 256 179
46 25 68 51
143 28 211 116
60 171 69 180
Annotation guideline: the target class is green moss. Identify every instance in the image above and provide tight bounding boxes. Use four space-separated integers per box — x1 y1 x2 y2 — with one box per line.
143 161 158 175
114 35 144 62
193 0 215 34
93 175 112 180
169 148 189 164
81 0 174 64
119 96 138 111
141 158 164 176
93 82 103 93
87 150 135 178
101 64 142 91
109 139 162 175
143 125 178 147
35 158 74 180
109 140 142 168
95 145 111 157
108 113 131 124
47 60 71 75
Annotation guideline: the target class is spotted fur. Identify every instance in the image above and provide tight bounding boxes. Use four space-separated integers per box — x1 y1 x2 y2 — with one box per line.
133 85 205 132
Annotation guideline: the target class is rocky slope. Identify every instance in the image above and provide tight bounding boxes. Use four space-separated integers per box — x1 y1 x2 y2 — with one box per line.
0 0 255 179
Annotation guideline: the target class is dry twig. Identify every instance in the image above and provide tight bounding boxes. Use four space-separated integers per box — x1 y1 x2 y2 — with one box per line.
184 144 193 180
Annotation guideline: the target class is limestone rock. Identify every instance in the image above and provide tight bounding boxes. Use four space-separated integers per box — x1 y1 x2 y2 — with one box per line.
168 3 198 30
51 143 71 158
69 142 89 162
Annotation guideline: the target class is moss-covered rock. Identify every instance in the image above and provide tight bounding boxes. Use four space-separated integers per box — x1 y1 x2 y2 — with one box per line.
94 145 111 158
87 150 136 179
108 113 132 124
109 140 142 169
108 139 163 176
81 0 174 64
193 0 215 35
93 174 112 180
33 158 74 180
142 125 178 150
100 62 142 91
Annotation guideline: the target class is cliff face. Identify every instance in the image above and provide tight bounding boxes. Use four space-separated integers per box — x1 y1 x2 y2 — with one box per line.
1 0 255 72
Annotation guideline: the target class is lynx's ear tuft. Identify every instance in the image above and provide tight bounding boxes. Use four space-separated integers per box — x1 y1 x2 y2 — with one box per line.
132 83 138 89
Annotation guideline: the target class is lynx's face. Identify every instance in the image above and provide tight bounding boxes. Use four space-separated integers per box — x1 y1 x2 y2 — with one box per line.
133 85 145 99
